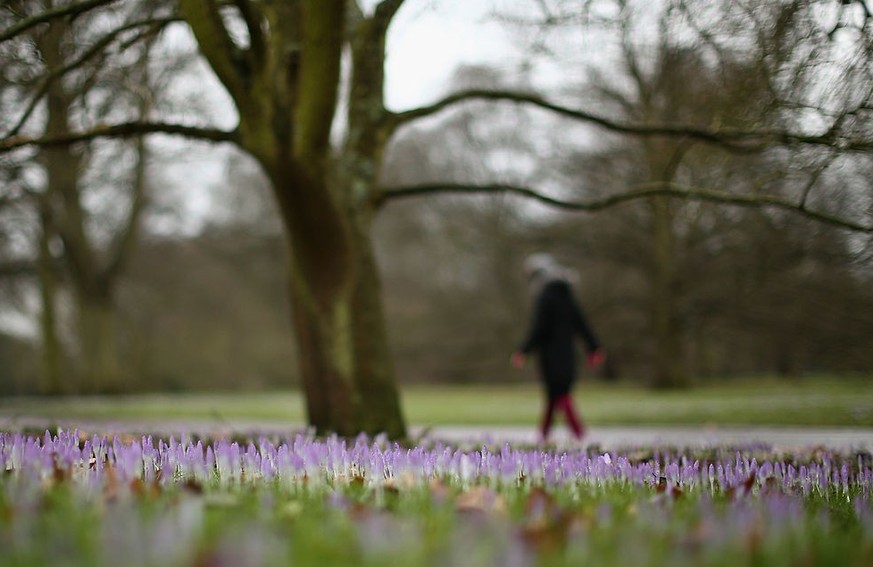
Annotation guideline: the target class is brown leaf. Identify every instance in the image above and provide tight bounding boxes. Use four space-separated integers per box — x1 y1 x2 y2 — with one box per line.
524 487 559 527
50 451 70 484
455 485 506 515
520 523 568 555
519 486 584 555
129 478 162 498
52 462 69 484
428 478 451 504
181 478 204 494
742 472 757 494
761 476 781 495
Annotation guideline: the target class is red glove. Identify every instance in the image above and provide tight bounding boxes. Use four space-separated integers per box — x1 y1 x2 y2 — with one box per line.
511 352 526 369
586 350 605 367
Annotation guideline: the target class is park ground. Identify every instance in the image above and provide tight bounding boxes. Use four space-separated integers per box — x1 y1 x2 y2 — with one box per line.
0 376 871 449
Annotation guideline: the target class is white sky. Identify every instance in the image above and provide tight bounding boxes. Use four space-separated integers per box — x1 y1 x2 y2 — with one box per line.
383 0 518 109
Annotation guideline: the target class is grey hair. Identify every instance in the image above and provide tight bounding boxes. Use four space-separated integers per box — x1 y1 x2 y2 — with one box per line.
523 253 579 296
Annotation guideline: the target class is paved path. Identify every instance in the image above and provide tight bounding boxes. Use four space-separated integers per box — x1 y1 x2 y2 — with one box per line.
1 415 871 452
421 424 873 452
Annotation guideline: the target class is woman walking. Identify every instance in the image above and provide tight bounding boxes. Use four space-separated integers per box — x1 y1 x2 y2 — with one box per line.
511 253 605 442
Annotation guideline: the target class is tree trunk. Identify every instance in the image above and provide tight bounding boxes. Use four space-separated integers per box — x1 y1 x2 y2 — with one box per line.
650 195 688 388
78 292 121 394
183 0 407 437
349 212 406 438
289 270 362 436
286 218 406 437
269 165 406 438
37 210 64 395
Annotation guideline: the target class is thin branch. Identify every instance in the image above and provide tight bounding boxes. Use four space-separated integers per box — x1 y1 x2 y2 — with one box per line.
234 0 265 65
798 156 836 211
180 0 249 104
4 17 179 139
104 40 156 283
676 0 729 65
385 89 873 154
373 0 404 22
0 121 238 152
104 136 147 282
0 260 36 278
0 0 119 43
377 181 873 233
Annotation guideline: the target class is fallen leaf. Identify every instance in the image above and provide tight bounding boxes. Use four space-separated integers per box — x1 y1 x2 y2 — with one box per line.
456 485 506 515
428 478 451 503
518 488 581 555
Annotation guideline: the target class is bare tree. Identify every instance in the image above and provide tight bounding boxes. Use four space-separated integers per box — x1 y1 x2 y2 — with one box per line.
1 0 871 434
0 0 172 393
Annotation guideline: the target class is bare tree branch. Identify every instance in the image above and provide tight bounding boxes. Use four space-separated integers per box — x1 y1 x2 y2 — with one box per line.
234 0 265 63
377 181 873 233
373 0 404 22
0 0 119 43
385 89 873 154
103 39 157 283
4 17 179 139
180 0 249 104
104 136 147 282
0 260 37 277
0 121 238 152
294 0 345 160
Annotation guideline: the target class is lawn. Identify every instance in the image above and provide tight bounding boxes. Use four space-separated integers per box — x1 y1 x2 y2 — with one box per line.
2 380 872 566
1 429 872 567
1 377 871 427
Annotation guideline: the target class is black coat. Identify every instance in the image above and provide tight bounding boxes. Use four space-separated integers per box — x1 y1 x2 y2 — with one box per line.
519 279 600 397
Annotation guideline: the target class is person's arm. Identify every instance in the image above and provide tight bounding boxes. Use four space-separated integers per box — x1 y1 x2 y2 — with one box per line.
512 285 552 367
571 294 605 366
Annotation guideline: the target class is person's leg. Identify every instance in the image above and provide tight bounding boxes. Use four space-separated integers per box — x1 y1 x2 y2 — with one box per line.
556 394 585 439
540 395 557 442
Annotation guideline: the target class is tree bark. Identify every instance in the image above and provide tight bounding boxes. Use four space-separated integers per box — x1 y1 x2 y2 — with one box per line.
77 291 122 393
288 265 362 436
349 211 406 438
37 209 64 395
649 195 688 388
268 160 405 437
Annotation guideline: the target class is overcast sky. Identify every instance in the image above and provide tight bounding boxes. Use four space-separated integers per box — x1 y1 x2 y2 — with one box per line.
383 0 518 109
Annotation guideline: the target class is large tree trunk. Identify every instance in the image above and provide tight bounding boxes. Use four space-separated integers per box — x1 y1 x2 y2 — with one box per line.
78 292 121 394
349 212 406 438
285 216 405 437
289 272 362 436
269 164 406 438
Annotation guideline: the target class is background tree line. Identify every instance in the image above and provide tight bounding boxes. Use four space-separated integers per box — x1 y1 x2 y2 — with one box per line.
0 0 871 435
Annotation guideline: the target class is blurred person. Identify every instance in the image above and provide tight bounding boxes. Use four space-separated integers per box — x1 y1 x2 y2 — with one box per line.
511 253 605 443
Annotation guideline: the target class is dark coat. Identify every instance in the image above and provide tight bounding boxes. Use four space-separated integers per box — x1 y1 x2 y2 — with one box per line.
519 279 600 397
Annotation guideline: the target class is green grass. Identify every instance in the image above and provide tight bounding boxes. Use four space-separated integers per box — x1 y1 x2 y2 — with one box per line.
405 377 873 427
2 435 873 567
1 376 872 428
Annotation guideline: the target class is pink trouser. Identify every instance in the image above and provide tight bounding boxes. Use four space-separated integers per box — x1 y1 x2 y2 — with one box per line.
540 394 585 440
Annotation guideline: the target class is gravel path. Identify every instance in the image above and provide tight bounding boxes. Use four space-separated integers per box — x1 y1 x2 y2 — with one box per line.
1 415 871 451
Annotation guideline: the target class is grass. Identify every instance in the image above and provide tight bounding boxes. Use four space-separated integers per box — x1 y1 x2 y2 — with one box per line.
2 430 873 567
1 376 872 428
